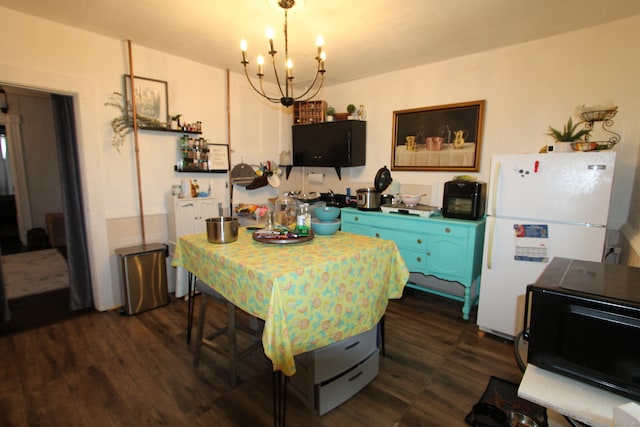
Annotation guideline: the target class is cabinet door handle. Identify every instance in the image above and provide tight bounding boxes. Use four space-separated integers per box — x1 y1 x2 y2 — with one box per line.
427 252 431 256
375 233 380 238
416 257 422 262
417 239 422 244
354 216 359 221
445 227 451 233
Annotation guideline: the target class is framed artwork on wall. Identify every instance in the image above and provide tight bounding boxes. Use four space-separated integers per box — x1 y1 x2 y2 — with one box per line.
123 74 169 127
391 100 485 172
207 144 230 172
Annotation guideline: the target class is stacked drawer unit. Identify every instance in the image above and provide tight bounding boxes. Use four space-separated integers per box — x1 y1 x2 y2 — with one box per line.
288 326 379 415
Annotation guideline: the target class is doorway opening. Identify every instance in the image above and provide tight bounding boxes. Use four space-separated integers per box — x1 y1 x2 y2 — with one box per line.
0 86 93 334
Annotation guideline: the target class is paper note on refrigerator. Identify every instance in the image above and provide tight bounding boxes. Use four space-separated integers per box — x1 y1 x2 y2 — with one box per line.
513 224 549 262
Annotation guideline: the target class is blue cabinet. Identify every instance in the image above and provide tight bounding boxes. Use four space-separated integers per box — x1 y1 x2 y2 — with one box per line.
341 208 485 320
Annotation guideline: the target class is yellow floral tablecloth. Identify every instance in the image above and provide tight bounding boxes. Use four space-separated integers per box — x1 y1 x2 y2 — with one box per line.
172 228 409 376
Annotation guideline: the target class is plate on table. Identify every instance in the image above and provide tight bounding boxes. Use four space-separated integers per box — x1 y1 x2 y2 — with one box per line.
252 229 314 244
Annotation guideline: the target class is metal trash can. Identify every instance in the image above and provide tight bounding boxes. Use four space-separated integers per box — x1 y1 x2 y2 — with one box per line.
115 243 169 315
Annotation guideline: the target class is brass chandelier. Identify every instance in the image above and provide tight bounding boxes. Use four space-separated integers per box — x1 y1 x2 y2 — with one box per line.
240 0 326 107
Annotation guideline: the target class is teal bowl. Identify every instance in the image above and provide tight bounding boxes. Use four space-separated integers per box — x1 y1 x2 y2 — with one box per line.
314 206 341 222
311 219 341 235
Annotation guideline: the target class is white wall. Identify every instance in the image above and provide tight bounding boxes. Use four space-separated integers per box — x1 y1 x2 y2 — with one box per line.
1 6 638 310
320 16 640 231
0 7 289 310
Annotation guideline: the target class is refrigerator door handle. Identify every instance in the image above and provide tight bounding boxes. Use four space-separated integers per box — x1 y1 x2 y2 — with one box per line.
490 161 501 216
486 215 495 269
485 161 501 270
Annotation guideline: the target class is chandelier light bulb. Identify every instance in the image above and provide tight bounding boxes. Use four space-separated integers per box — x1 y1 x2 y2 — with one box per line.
286 58 293 78
257 55 264 75
240 40 248 63
266 27 275 40
239 1 326 107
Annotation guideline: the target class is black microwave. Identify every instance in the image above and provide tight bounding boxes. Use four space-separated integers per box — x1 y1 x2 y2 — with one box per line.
442 180 486 220
523 258 640 401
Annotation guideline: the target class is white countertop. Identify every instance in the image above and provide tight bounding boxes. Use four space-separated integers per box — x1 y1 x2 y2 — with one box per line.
518 364 638 427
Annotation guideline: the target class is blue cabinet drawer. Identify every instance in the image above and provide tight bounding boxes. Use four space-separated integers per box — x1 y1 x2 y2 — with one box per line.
399 248 428 271
372 228 427 251
428 223 469 238
341 221 371 237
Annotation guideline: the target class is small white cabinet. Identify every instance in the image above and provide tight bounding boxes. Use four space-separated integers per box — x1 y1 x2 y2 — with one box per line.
167 195 219 297
167 195 218 243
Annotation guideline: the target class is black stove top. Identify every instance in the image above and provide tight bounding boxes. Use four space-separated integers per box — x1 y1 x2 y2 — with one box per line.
319 192 355 208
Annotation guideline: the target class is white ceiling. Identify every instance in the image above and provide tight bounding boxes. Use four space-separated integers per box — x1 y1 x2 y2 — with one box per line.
2 0 640 88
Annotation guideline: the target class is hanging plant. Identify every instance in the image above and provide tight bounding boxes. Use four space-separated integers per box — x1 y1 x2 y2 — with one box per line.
104 92 161 152
104 92 133 152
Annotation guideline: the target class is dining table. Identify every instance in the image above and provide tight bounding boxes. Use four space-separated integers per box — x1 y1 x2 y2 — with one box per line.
172 226 409 425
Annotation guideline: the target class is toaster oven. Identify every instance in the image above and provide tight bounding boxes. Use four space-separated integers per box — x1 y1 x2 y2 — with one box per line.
442 180 486 220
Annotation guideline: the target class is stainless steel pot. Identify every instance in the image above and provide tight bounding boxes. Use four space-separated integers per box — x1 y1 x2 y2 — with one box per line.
206 217 238 244
356 187 381 210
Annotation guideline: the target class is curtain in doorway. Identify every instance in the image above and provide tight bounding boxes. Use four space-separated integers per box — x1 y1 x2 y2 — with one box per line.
51 95 93 311
0 253 9 323
0 126 13 195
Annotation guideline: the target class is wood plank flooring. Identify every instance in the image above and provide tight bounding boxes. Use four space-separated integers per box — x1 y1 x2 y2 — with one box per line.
0 288 524 427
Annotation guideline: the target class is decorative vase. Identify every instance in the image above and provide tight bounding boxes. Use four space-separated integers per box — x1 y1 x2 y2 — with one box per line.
554 141 574 152
357 104 366 120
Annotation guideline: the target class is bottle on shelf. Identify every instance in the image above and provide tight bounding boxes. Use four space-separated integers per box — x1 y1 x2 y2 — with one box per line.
190 179 199 197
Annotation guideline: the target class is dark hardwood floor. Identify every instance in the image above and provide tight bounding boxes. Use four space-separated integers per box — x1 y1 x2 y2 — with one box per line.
0 288 525 427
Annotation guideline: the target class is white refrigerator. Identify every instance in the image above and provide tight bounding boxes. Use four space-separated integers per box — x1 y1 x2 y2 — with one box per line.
477 151 616 339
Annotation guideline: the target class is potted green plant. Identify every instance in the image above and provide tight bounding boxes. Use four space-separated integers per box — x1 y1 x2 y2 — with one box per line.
170 114 182 130
325 106 335 122
547 116 590 152
347 103 357 119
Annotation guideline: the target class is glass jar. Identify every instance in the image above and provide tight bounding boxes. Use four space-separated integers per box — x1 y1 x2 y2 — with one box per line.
264 210 275 231
274 192 296 230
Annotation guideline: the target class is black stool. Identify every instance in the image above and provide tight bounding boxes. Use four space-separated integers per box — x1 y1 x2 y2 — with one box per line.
192 279 263 388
